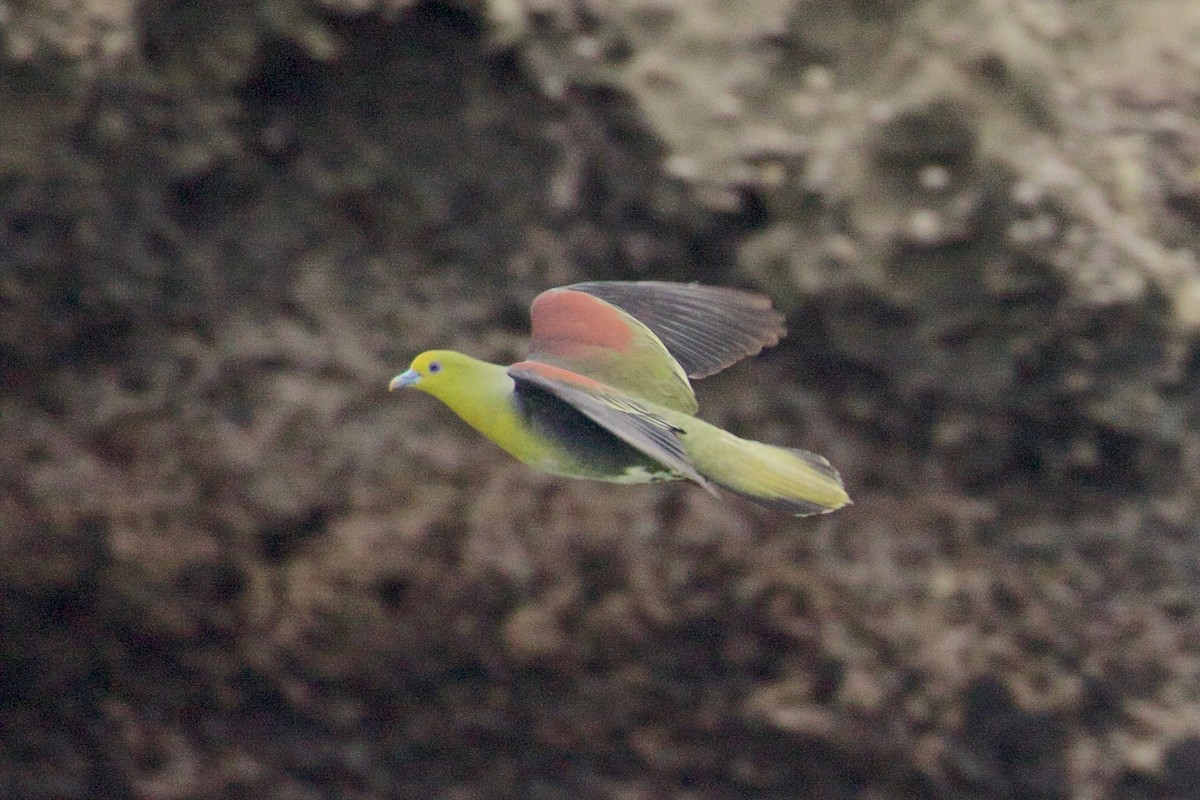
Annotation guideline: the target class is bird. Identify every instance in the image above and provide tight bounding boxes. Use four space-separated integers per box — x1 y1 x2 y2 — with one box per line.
389 281 850 515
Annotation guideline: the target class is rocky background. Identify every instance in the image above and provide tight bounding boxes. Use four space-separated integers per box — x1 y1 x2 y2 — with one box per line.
2 0 1199 797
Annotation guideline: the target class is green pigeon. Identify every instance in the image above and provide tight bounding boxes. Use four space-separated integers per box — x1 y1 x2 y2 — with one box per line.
390 281 850 515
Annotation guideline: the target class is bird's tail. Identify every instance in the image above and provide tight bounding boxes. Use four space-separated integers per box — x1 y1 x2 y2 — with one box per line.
681 420 850 516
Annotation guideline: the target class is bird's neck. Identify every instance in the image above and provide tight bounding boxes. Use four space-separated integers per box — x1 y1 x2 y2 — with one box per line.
434 359 520 443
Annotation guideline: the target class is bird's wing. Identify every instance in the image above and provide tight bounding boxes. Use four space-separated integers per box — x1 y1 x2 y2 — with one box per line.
563 281 786 379
526 285 699 413
508 361 713 491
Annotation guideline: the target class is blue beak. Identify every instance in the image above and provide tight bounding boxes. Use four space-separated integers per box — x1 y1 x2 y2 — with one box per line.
388 369 420 391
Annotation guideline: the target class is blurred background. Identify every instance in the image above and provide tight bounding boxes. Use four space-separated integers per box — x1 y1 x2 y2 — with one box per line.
2 1 1199 797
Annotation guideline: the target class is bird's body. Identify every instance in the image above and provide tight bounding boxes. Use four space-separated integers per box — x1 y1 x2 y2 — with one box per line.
391 282 850 515
424 353 676 482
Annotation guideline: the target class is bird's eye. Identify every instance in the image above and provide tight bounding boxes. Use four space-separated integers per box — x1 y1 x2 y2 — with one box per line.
428 361 441 374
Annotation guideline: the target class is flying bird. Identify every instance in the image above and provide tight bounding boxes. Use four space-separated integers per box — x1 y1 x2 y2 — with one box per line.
390 281 849 515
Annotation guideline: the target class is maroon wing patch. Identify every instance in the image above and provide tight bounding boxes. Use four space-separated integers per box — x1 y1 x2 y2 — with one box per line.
528 288 635 360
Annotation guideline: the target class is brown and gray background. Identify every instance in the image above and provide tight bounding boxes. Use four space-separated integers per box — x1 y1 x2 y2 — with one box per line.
3 0 1199 797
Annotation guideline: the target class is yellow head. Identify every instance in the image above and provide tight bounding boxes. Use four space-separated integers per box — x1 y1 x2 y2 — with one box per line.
388 349 477 397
